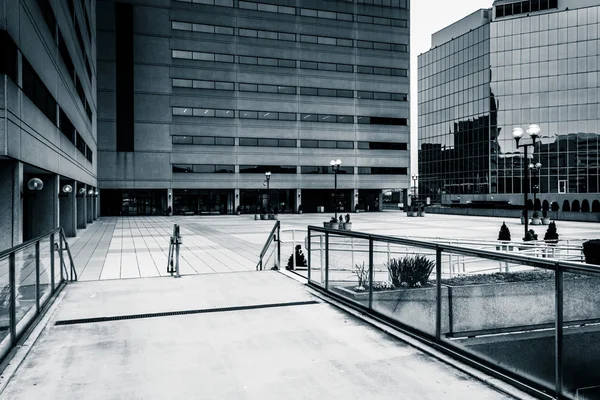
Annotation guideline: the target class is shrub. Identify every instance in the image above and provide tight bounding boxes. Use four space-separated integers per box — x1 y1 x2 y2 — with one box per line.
345 213 350 223
551 202 560 212
386 255 435 288
286 244 307 270
329 216 338 224
353 262 369 289
523 229 538 241
583 240 600 266
497 222 511 241
544 221 559 242
532 211 540 218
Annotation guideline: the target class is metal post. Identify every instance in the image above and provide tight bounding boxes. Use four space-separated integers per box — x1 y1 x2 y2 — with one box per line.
292 230 296 270
523 144 530 237
320 235 324 285
325 232 329 290
9 253 16 346
334 170 338 220
174 224 181 278
307 229 311 282
351 237 355 274
50 233 55 292
59 233 64 282
368 238 374 310
276 223 281 270
555 262 564 397
435 246 442 342
35 241 40 314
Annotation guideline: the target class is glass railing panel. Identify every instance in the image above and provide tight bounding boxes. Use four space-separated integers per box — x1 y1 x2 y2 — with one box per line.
440 252 556 393
326 232 370 307
39 240 52 305
0 256 11 357
15 245 38 337
54 240 62 287
561 267 600 399
370 241 437 336
308 231 325 288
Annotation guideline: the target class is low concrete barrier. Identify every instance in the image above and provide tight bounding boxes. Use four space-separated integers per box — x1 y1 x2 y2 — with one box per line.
427 207 600 222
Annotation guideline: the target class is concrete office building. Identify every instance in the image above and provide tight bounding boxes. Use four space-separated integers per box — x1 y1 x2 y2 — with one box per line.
0 0 97 249
418 1 600 211
97 0 411 216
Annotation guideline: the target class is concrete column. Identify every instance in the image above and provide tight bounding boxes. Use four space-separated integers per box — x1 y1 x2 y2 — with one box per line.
0 160 23 250
351 189 359 212
377 190 384 211
96 193 100 218
76 183 87 229
167 189 173 215
59 180 77 237
86 189 93 224
234 189 240 213
92 188 97 220
24 174 59 240
296 189 301 213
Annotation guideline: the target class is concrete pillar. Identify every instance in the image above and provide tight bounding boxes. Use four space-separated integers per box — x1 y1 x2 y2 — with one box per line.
351 189 359 212
234 189 240 213
296 189 301 213
92 188 97 220
86 189 93 224
59 179 77 237
0 160 23 250
23 173 59 240
96 193 100 218
76 183 87 229
377 190 384 211
167 189 173 215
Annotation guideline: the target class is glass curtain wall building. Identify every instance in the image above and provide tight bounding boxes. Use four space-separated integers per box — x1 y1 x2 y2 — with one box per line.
418 1 600 211
97 0 411 216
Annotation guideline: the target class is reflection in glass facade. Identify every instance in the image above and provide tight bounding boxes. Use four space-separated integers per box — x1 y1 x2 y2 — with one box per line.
419 3 600 207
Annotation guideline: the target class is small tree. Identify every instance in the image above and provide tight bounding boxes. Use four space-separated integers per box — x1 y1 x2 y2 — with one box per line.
286 244 307 270
543 221 559 243
523 229 538 242
583 240 600 266
497 222 511 241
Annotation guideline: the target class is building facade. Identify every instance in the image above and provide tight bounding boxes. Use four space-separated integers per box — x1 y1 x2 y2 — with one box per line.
97 0 411 216
0 0 98 250
418 0 600 211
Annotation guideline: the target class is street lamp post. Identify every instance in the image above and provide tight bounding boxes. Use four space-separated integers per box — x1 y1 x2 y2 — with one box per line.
411 174 418 206
530 162 542 211
330 159 342 219
264 171 271 211
511 124 541 237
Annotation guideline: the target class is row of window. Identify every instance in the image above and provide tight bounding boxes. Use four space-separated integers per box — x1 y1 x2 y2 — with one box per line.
171 108 408 125
171 136 408 150
173 78 407 101
64 0 92 83
38 0 92 124
171 50 409 77
171 21 408 53
495 0 558 19
21 56 93 163
175 0 408 13
173 164 408 174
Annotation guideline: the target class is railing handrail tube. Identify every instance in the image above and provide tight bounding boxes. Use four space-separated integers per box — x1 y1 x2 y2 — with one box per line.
0 227 64 259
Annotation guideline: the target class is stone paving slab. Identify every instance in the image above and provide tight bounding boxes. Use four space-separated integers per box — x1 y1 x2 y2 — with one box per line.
1 272 515 400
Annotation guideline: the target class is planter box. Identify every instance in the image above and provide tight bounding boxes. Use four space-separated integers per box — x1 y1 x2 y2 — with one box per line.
343 222 352 231
332 277 600 337
260 214 267 220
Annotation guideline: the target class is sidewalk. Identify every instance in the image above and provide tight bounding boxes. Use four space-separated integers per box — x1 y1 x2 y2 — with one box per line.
0 272 522 400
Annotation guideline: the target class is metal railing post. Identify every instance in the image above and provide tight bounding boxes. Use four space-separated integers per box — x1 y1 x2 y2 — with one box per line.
351 237 355 272
9 252 16 347
320 235 324 285
436 246 442 342
277 222 281 270
59 233 65 282
35 241 40 315
325 232 329 290
50 233 55 292
368 238 374 310
307 229 311 282
292 229 296 270
555 262 564 397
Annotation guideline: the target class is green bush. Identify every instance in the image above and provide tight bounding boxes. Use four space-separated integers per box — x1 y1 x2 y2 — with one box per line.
543 221 559 242
497 222 511 241
523 229 538 241
386 255 435 288
583 240 600 266
286 245 307 270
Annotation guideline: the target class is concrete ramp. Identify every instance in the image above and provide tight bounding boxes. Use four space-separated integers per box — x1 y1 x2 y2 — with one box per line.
1 272 514 400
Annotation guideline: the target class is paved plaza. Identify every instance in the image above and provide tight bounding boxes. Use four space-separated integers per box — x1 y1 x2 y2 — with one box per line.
66 213 598 281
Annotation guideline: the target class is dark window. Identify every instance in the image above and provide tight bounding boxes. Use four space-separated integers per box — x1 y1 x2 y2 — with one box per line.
86 146 93 163
240 138 259 146
173 164 193 173
318 140 336 148
337 64 353 73
301 140 318 148
278 59 295 68
0 31 18 83
215 137 234 146
301 114 318 122
239 165 296 174
115 3 134 152
278 86 296 94
300 87 318 96
357 66 373 74
240 111 258 119
37 0 57 39
59 109 75 144
337 90 353 98
371 167 407 175
279 113 296 121
22 59 57 125
358 116 407 125
337 141 354 149
357 91 374 99
215 165 234 173
318 63 336 71
65 0 75 21
193 165 215 173
258 58 278 66
496 4 505 18
76 132 86 154
173 136 194 144
391 93 408 101
300 61 318 70
278 139 296 147
391 69 408 77
358 141 407 150
258 138 279 147
318 88 336 97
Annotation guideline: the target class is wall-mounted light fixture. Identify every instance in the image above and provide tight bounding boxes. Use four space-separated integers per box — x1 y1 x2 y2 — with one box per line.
298 190 301 197
28 178 44 191
59 184 73 198
77 188 86 197
87 189 94 196
94 190 99 196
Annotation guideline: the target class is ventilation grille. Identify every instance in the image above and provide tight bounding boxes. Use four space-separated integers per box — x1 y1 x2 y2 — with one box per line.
55 300 319 326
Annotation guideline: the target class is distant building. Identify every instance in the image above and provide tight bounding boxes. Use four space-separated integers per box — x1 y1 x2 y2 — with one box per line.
418 1 600 211
97 0 411 216
0 0 97 249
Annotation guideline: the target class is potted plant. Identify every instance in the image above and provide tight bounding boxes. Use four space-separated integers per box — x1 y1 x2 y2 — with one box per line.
543 221 559 244
355 203 360 213
167 206 172 216
272 208 279 220
541 210 550 225
411 204 418 217
531 211 541 225
418 204 425 217
286 244 307 270
236 205 241 215
298 204 303 214
260 207 268 220
496 222 512 251
329 216 339 230
339 215 344 229
344 214 352 231
523 229 538 242
583 239 600 265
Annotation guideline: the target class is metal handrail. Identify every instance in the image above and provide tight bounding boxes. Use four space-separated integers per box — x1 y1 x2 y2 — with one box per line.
307 226 600 399
0 227 77 366
256 221 281 271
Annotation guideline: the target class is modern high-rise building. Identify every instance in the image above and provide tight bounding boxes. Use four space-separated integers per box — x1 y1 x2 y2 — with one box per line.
418 1 600 212
97 0 411 216
0 0 97 249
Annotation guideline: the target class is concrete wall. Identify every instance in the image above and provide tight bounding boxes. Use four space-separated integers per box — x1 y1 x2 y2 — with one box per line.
0 160 23 250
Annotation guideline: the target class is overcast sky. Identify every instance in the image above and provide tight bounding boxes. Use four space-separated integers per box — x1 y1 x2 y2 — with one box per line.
410 0 492 174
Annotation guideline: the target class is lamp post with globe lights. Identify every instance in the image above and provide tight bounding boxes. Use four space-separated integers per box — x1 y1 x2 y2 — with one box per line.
512 124 541 236
330 159 342 219
263 171 271 211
